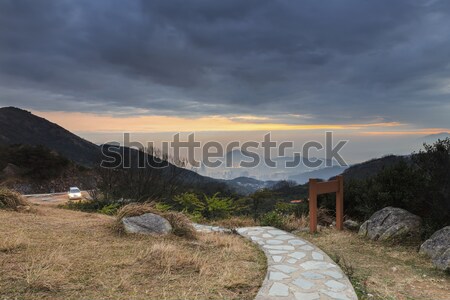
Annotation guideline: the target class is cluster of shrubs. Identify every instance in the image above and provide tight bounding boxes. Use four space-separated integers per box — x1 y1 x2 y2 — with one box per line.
334 138 450 238
0 144 70 180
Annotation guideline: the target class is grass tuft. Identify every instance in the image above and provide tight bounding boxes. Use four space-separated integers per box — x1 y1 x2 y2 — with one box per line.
0 234 28 253
0 187 30 211
163 211 197 239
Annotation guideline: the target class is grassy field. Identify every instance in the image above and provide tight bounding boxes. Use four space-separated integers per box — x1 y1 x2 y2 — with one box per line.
0 206 266 300
296 228 450 300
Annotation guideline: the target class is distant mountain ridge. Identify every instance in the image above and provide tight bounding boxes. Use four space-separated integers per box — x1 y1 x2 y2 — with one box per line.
289 165 348 184
341 155 409 181
0 107 101 166
422 132 450 145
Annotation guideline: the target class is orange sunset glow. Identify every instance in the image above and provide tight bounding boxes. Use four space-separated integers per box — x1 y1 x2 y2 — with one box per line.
32 110 449 136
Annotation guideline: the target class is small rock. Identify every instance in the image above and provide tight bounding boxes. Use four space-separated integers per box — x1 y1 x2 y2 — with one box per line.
344 219 360 231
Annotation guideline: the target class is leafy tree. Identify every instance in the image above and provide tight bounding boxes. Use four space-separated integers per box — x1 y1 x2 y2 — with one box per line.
412 138 450 235
250 189 276 221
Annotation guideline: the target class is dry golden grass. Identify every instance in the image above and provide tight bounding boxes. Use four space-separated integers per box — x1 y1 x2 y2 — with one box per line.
209 214 311 233
296 228 450 300
0 187 30 210
0 206 266 300
0 233 28 253
115 202 158 221
163 211 197 239
209 216 260 228
280 214 309 232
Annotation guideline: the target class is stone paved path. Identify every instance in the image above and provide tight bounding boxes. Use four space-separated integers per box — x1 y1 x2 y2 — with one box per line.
193 224 357 300
237 227 357 300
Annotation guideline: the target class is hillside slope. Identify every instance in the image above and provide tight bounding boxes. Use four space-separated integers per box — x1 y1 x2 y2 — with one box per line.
0 107 101 166
341 155 409 181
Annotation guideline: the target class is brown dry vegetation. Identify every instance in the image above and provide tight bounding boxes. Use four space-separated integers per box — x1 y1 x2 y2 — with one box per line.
0 187 30 210
209 216 260 229
0 206 266 300
296 228 450 300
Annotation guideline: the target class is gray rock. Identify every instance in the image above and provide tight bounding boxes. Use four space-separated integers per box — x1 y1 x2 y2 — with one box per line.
344 219 360 231
358 207 422 242
122 213 172 235
433 249 450 272
420 226 450 271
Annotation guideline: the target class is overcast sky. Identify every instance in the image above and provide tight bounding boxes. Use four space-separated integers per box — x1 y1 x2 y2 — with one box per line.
0 0 449 140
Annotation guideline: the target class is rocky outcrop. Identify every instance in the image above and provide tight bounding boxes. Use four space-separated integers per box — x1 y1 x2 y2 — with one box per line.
359 207 422 242
122 213 172 235
420 226 450 271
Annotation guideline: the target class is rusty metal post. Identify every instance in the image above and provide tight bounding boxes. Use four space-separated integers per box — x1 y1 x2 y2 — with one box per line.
309 178 318 233
336 175 344 230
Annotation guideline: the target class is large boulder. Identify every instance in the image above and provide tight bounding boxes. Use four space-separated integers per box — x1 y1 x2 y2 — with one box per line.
122 213 172 235
420 226 450 271
359 207 422 242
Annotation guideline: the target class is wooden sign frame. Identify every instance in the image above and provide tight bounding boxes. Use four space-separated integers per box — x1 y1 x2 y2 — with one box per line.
308 175 344 233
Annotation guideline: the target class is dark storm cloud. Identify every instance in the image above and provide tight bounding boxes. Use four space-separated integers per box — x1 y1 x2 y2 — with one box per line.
0 0 449 126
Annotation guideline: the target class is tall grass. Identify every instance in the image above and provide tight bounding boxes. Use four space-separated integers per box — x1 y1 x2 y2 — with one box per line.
0 188 30 210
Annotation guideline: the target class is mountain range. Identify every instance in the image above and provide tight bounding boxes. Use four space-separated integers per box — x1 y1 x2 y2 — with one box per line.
0 107 282 194
0 106 427 194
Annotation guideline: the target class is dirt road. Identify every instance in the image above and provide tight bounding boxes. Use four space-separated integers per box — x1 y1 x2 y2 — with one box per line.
24 191 90 206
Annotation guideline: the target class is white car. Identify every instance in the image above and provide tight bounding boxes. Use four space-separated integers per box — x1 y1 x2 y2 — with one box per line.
68 187 82 200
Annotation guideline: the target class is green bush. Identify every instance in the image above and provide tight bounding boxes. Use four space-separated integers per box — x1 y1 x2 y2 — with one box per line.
98 203 121 215
154 202 172 212
275 202 308 217
173 192 235 220
260 211 284 229
60 199 113 212
203 193 235 219
173 192 204 214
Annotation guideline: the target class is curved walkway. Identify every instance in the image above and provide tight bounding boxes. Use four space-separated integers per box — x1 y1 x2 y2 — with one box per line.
193 224 357 299
237 227 357 300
